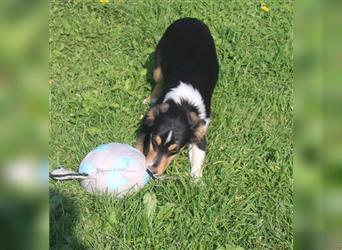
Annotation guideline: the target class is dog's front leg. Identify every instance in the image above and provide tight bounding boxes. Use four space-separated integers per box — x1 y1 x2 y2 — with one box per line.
189 139 206 179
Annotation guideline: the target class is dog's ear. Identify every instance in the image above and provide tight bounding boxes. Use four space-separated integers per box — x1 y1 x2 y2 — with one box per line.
188 112 207 143
145 103 170 127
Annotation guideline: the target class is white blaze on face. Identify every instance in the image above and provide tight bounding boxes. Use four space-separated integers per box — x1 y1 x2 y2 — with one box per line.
165 130 173 144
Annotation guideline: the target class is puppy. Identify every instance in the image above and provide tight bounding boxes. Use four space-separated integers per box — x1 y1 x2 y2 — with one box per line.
136 17 219 178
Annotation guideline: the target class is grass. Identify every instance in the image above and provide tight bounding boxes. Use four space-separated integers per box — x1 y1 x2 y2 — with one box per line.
49 0 293 249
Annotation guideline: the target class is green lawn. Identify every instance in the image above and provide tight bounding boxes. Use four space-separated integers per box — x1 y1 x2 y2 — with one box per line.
49 0 293 249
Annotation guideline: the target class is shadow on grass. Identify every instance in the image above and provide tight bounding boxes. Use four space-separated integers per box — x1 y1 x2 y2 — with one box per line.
49 188 87 250
0 190 48 250
134 52 156 143
144 52 156 91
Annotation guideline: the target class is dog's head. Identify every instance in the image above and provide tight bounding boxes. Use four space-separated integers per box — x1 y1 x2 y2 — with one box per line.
144 102 206 175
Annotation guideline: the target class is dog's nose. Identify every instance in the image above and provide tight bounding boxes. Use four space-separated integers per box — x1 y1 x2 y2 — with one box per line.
147 166 158 174
147 162 159 174
147 162 155 169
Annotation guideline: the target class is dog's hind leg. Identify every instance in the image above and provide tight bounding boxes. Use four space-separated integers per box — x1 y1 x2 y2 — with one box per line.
150 48 164 104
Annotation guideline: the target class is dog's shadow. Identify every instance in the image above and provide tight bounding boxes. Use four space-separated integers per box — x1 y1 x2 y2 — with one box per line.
144 52 156 93
134 52 157 144
49 188 87 250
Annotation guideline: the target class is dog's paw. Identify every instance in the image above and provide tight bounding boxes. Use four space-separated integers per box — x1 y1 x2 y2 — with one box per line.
190 170 203 181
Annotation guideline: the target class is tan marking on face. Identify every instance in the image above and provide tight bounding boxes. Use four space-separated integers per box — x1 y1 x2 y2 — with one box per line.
146 141 176 175
168 144 177 152
155 135 162 145
153 155 175 175
146 143 158 166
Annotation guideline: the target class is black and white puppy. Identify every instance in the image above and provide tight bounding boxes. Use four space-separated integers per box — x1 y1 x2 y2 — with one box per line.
136 17 219 178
